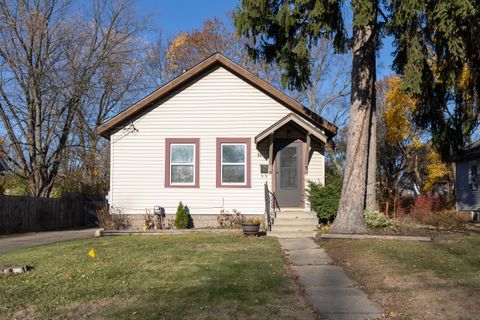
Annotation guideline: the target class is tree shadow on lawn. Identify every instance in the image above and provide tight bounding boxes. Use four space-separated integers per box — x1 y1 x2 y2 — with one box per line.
103 247 312 319
0 234 314 320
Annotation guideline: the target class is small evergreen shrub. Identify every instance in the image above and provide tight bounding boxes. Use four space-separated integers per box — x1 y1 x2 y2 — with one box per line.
364 208 391 230
307 174 343 223
174 201 189 229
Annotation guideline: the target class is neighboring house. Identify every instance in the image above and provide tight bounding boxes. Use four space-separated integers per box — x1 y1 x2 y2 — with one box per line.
98 54 337 231
0 156 8 174
455 140 480 218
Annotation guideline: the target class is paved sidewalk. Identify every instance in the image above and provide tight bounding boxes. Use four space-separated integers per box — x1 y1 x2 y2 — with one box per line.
0 228 97 254
279 238 382 320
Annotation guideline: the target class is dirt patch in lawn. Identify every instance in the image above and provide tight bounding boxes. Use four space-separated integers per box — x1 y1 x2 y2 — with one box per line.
6 294 315 320
52 298 120 320
2 298 118 320
4 306 37 320
320 238 480 320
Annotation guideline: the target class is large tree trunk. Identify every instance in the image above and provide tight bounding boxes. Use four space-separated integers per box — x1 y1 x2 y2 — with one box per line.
330 21 377 234
366 100 377 210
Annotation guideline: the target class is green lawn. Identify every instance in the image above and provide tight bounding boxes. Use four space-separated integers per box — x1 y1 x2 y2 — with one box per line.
0 234 313 320
319 233 480 319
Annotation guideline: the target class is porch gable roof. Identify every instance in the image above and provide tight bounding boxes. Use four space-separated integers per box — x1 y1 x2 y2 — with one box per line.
254 113 328 144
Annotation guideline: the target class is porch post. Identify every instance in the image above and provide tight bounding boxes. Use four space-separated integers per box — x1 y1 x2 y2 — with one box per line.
268 133 274 174
305 133 311 174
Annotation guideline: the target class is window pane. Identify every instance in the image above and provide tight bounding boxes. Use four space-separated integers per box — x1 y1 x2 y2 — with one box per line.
171 144 194 163
222 165 245 183
222 144 245 163
171 165 194 183
280 146 298 189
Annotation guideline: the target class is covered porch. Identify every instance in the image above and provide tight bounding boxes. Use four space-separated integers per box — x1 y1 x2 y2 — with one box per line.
255 112 330 210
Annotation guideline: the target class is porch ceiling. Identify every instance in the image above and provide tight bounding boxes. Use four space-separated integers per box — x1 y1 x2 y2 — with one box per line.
255 113 328 144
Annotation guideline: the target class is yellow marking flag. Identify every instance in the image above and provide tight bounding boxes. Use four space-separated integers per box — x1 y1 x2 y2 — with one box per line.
88 248 96 258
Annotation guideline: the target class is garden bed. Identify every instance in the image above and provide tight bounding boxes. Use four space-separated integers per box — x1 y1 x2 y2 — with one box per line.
96 228 241 237
318 233 433 241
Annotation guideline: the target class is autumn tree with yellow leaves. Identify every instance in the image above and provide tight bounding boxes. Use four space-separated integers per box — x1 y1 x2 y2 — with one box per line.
378 76 452 215
423 150 452 193
377 76 420 214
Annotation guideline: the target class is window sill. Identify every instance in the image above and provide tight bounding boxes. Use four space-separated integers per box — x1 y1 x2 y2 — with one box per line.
165 184 200 188
216 184 251 188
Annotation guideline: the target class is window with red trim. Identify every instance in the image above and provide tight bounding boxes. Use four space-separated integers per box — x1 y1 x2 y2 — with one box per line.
165 138 200 188
216 138 251 188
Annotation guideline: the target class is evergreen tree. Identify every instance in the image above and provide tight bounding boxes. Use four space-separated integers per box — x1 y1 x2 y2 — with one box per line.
234 0 478 233
174 202 189 229
389 0 480 161
234 0 381 233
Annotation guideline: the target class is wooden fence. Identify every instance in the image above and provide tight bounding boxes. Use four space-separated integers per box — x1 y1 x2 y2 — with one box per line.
0 194 103 234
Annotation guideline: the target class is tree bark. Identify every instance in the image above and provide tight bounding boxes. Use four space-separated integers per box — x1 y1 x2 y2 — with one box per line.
330 21 377 234
366 99 377 210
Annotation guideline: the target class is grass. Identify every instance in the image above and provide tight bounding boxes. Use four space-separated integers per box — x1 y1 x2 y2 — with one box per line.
0 234 313 320
319 233 480 319
322 233 480 290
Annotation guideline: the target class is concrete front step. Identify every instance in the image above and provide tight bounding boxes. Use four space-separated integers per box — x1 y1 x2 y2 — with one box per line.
267 230 317 238
275 211 317 218
274 220 318 227
272 225 317 232
275 216 318 222
278 208 305 212
275 212 318 221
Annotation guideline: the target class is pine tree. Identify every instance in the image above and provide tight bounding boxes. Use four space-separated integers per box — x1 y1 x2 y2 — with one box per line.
234 0 379 233
174 202 189 229
234 0 478 233
389 0 480 161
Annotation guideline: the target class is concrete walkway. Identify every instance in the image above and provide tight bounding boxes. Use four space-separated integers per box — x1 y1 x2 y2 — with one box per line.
0 228 96 254
279 238 382 320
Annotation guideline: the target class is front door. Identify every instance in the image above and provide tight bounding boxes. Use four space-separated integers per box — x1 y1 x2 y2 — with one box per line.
275 140 302 208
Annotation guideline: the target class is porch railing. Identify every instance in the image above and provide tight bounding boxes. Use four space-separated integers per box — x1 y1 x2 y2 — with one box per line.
264 182 280 231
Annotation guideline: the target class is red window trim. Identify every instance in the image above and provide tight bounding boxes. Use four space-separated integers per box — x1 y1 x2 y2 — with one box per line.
165 138 200 188
216 137 251 188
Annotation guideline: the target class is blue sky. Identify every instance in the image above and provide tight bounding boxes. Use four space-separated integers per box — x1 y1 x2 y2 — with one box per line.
135 0 235 36
135 0 394 78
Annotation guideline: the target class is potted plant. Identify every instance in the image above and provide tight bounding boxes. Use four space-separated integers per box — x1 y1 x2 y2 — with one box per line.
242 217 262 236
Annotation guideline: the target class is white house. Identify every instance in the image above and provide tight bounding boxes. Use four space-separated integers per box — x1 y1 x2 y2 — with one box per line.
98 54 337 234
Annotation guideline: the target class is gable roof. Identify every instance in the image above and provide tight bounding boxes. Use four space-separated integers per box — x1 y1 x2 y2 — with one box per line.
454 140 480 162
465 140 480 151
255 113 328 144
97 53 337 139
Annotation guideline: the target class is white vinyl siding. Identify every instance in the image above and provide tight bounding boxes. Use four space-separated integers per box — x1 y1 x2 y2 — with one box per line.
109 66 325 214
304 142 325 210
